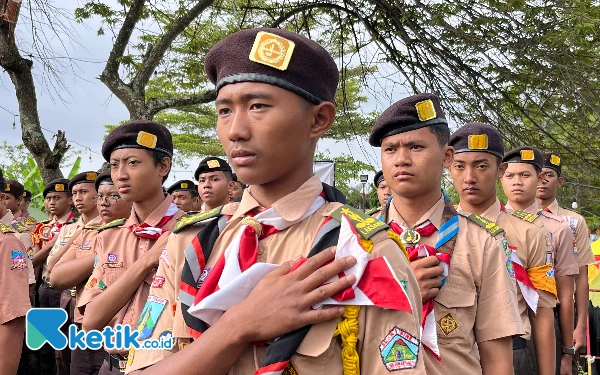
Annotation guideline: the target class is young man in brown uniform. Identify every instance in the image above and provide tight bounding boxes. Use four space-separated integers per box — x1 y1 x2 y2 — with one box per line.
125 159 233 373
537 152 594 372
195 157 234 211
448 123 557 375
4 180 26 223
501 146 579 375
52 170 132 375
367 170 391 220
372 94 523 375
0 169 31 375
167 180 199 213
77 121 184 374
131 28 424 374
19 190 38 231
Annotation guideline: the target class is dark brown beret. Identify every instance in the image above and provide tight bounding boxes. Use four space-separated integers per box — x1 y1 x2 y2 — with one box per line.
167 180 197 194
102 120 173 161
449 122 505 159
22 190 32 199
195 157 232 180
94 170 113 191
373 170 385 188
369 93 448 146
205 28 339 104
502 146 543 172
5 180 24 198
542 152 562 176
43 178 70 197
68 171 98 192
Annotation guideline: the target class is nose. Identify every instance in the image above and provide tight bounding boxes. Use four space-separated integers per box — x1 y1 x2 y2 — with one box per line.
464 167 477 184
393 147 411 168
227 109 251 142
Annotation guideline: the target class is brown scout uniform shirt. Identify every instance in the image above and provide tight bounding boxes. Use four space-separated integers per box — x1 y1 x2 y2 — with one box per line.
35 211 75 281
1 211 35 285
44 216 90 283
77 196 183 334
54 216 104 324
171 176 425 374
510 202 579 277
388 197 523 375
0 228 31 324
546 199 595 268
479 199 556 340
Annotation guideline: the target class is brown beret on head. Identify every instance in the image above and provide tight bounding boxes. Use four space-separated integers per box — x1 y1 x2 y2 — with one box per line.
373 170 385 188
369 93 448 147
68 171 98 192
205 28 339 104
5 180 24 198
195 157 232 180
502 146 543 172
43 178 70 197
449 122 505 159
22 190 32 199
541 152 562 176
102 120 173 161
94 170 113 191
167 180 197 194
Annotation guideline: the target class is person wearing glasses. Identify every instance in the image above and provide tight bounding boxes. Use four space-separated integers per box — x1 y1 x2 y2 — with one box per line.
51 170 133 375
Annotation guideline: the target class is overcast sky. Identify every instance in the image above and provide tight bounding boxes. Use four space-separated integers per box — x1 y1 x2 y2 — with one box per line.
0 1 419 186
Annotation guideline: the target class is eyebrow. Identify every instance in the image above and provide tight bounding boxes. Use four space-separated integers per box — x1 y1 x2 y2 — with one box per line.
382 139 426 148
110 155 139 162
215 92 274 106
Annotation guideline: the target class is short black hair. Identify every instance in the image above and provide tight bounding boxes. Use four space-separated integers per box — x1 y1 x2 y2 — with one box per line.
0 169 5 192
223 171 234 182
147 150 171 183
428 123 450 146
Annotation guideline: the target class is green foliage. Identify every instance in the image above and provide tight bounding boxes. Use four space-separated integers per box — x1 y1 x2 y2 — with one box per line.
0 143 82 210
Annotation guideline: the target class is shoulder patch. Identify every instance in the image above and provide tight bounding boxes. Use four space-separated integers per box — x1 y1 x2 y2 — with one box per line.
11 222 29 233
0 223 15 234
97 218 126 232
173 206 223 234
330 205 389 239
465 213 504 236
24 217 37 225
40 219 50 224
510 210 538 223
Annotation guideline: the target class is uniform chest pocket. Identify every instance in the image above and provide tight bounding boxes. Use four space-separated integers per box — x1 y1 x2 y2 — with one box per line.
434 284 476 344
103 267 128 287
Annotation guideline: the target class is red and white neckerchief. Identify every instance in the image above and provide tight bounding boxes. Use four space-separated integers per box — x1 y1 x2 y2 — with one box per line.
499 204 539 313
129 203 178 240
51 212 76 238
187 195 326 325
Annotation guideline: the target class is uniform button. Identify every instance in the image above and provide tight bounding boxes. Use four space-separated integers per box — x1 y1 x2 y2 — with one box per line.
140 244 145 249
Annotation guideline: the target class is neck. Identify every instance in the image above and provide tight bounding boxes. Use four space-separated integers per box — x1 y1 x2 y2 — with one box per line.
509 198 535 211
536 196 555 209
133 191 165 223
81 210 99 224
204 200 227 212
392 188 442 228
460 192 497 215
251 164 313 208
55 210 71 221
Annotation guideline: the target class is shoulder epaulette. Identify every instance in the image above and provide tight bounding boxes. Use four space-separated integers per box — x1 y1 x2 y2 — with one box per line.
97 218 126 232
40 219 50 224
0 223 15 234
464 213 504 237
173 206 223 234
510 210 538 223
24 217 37 225
11 222 29 233
84 223 103 230
365 207 382 216
330 205 389 240
66 216 78 225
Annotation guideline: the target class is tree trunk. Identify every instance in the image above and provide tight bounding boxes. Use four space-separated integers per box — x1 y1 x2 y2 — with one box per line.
0 0 67 183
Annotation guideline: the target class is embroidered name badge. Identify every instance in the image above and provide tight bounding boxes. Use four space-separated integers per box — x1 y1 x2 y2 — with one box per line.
197 267 212 288
107 253 118 263
102 262 124 269
11 250 27 270
136 295 168 340
468 134 488 150
437 313 460 336
415 99 436 122
249 31 295 71
379 326 420 371
151 276 165 288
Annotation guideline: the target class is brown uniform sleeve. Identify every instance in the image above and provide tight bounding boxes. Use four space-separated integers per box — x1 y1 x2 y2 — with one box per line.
573 216 594 267
125 231 194 374
529 227 557 308
474 235 523 342
0 234 31 324
76 233 105 313
357 231 426 374
553 221 579 277
14 232 35 285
